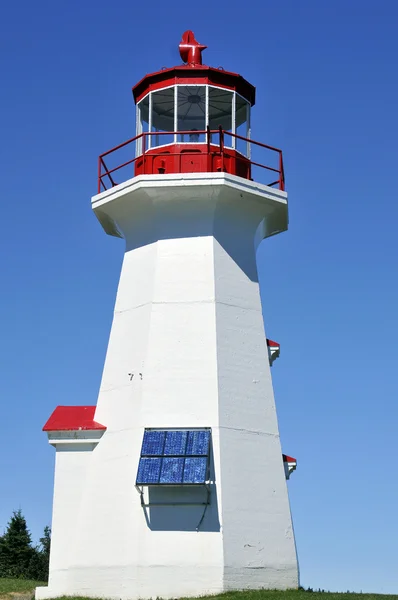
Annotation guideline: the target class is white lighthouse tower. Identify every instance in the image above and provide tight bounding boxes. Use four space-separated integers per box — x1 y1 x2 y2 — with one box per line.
37 31 299 600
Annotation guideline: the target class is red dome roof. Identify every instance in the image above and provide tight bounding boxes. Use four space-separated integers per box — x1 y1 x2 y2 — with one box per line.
133 31 255 105
133 65 255 105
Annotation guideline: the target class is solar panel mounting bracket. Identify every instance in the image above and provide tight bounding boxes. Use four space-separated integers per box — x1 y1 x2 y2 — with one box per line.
135 483 211 507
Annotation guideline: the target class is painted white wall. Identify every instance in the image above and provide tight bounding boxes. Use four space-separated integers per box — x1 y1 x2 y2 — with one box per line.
36 442 95 599
38 174 298 600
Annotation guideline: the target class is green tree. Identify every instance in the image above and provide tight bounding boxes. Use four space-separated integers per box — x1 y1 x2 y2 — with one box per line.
0 510 35 578
39 526 51 562
27 526 51 581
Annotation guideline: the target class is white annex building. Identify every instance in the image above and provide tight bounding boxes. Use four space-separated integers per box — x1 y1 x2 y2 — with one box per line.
37 31 299 600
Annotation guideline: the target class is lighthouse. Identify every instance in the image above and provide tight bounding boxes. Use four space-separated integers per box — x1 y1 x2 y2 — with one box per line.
37 32 299 600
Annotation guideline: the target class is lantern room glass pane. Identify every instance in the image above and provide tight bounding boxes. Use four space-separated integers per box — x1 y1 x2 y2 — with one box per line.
136 95 149 155
208 87 233 146
177 86 206 143
151 88 175 148
236 94 250 157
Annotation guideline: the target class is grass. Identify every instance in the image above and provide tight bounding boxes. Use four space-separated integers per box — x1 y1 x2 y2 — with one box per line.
193 593 398 600
1 582 398 600
0 578 46 598
180 592 398 600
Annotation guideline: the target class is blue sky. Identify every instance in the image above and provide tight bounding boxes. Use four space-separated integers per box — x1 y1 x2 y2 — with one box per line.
1 0 398 594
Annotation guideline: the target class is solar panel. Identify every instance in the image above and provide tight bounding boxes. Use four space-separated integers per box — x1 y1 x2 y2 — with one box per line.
164 430 188 455
160 457 184 483
136 428 211 486
186 430 210 455
183 457 208 483
136 457 162 484
141 430 166 455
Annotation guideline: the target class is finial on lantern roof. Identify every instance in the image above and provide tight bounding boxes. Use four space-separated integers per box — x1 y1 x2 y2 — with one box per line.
179 30 207 66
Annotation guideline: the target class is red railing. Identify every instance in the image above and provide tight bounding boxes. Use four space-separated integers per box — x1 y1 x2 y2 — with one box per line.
98 127 285 194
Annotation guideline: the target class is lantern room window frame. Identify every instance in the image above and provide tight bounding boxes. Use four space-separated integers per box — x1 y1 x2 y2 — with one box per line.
136 84 251 157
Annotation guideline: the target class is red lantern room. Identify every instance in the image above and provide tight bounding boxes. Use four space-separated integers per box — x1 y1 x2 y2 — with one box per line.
98 31 284 193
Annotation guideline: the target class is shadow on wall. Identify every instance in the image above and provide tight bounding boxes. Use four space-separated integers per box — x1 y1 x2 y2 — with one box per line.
123 197 265 283
140 452 220 532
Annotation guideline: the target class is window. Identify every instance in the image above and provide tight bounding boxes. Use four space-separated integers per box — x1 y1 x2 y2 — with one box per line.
135 87 251 154
235 94 250 156
136 429 211 485
177 86 206 143
136 94 149 155
208 87 233 144
150 88 175 148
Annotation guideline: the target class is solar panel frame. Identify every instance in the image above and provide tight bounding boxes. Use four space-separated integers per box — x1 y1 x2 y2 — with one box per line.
136 428 211 486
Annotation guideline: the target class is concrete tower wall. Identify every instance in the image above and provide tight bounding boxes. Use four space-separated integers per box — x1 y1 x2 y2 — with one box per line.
37 173 298 600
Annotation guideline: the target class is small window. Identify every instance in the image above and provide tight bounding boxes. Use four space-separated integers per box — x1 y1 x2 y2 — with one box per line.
177 86 206 143
136 429 211 485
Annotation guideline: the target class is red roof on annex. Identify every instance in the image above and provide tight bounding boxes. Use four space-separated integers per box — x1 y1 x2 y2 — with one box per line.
43 406 106 432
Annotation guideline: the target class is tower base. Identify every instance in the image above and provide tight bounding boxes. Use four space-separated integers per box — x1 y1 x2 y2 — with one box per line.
36 563 298 600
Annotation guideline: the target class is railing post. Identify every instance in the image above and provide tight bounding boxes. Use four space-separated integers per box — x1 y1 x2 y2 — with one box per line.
207 125 211 172
219 125 224 171
98 156 102 194
142 134 146 175
279 151 285 191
